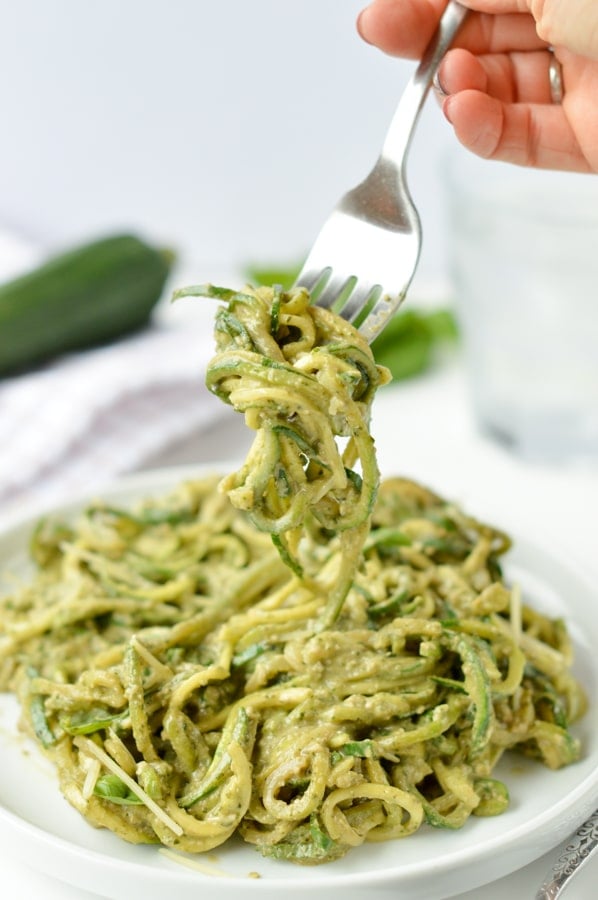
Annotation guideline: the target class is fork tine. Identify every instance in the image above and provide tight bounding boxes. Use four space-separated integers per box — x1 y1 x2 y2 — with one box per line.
295 268 325 295
338 282 382 323
293 2 468 343
311 273 356 311
358 290 406 343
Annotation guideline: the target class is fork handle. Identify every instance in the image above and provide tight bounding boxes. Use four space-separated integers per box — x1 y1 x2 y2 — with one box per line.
535 808 598 899
381 1 468 165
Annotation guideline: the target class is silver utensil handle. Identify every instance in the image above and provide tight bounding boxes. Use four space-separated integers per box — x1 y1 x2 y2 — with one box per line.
535 808 598 899
381 1 468 165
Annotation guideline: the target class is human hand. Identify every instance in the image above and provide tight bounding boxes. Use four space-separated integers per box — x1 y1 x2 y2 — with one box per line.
357 0 598 172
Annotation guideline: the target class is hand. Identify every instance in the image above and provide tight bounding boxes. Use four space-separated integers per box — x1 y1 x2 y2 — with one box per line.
357 0 598 172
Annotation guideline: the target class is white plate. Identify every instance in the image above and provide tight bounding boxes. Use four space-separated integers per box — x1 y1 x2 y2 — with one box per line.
1 466 597 900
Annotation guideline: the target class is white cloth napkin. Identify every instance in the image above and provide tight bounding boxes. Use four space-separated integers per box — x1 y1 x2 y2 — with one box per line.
0 233 231 524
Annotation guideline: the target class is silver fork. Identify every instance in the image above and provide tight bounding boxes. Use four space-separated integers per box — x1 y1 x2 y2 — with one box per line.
535 807 598 899
296 1 467 343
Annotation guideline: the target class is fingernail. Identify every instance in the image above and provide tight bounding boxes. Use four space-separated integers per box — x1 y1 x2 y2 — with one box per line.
443 96 455 124
356 7 373 44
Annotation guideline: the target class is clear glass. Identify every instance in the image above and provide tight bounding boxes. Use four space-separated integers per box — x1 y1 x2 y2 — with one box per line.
445 152 598 463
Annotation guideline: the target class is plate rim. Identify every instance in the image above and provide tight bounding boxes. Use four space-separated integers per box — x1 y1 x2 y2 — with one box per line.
1 463 597 896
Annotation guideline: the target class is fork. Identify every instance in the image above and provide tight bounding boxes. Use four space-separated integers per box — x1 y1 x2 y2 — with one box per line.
535 807 598 899
296 1 468 343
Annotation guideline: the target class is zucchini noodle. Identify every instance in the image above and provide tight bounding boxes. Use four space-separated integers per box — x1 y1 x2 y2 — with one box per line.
0 284 587 866
174 282 391 628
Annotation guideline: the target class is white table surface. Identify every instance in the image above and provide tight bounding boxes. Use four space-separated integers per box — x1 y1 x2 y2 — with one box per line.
2 358 597 899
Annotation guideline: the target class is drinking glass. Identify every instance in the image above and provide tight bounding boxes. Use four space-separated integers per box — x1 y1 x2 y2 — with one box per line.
445 152 598 462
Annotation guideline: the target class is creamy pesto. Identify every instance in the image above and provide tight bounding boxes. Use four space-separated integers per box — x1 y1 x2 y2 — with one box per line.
0 284 587 864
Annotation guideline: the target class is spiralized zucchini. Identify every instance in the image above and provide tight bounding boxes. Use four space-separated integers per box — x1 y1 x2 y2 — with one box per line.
0 284 587 866
175 282 391 628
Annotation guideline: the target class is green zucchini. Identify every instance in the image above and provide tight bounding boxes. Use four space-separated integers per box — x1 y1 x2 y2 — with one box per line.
0 234 174 376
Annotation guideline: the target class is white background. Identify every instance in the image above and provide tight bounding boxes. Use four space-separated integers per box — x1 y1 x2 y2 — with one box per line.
0 0 454 286
0 2 597 896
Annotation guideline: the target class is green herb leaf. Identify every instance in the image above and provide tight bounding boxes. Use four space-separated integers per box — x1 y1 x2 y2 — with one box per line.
29 694 56 748
337 739 376 758
244 262 303 292
260 816 342 862
93 774 144 805
61 706 127 735
26 667 56 748
371 308 459 381
231 642 269 669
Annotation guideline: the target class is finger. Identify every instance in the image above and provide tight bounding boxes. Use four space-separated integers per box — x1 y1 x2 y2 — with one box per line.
442 89 592 170
438 47 555 103
460 0 598 60
357 0 545 59
458 0 529 11
358 0 448 58
462 12 546 54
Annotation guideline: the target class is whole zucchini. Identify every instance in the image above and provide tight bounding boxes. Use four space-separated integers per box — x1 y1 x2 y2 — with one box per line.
0 234 174 376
